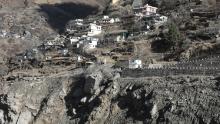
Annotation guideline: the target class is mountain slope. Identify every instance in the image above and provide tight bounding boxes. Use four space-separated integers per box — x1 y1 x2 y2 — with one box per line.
0 0 111 9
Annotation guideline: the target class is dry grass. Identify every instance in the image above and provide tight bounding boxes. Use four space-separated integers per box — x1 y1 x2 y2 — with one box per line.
133 40 152 60
0 38 32 58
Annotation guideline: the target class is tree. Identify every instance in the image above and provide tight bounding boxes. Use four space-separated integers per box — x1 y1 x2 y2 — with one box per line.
165 21 183 51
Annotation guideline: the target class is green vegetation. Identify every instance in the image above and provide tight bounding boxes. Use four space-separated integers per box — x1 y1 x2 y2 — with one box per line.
165 21 183 51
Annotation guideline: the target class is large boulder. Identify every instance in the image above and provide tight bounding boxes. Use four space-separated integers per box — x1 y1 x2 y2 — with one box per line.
84 71 103 94
83 64 120 95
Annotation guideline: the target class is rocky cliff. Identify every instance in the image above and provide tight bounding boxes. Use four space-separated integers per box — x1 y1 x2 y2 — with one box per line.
1 65 220 124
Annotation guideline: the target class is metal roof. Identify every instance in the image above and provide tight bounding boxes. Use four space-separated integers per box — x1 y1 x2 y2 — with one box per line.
132 0 143 8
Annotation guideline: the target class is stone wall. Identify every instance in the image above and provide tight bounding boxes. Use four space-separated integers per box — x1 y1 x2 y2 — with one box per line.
121 68 220 77
122 56 220 77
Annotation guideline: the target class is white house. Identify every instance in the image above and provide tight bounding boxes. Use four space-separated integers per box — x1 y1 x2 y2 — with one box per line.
102 16 121 24
75 19 83 26
70 37 80 44
159 16 168 22
114 18 121 23
0 30 7 37
156 15 168 23
76 37 99 50
87 37 99 49
103 15 109 19
109 18 115 23
154 15 168 25
88 23 102 36
77 56 83 62
129 59 143 69
46 41 54 46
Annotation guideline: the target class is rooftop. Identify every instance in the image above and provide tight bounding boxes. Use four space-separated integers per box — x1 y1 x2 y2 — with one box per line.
132 0 143 8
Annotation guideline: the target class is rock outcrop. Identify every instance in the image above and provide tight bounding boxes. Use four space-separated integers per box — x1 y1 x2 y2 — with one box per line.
0 64 220 124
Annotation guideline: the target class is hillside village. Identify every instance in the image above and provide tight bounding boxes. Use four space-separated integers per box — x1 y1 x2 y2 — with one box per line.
4 0 167 70
1 0 220 77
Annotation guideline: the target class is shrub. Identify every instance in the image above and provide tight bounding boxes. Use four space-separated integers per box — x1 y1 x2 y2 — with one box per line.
165 21 183 51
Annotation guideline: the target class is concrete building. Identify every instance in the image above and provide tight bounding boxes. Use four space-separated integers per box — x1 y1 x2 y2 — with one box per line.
142 4 158 16
129 59 143 69
76 37 99 50
70 37 80 44
0 30 7 37
66 19 88 35
87 37 99 49
154 15 168 26
132 0 158 16
88 23 102 36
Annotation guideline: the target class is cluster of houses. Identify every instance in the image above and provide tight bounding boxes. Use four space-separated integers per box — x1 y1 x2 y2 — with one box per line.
9 0 169 69
65 15 131 52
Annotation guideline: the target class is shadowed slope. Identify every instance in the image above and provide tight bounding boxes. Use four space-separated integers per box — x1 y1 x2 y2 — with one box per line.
38 2 99 33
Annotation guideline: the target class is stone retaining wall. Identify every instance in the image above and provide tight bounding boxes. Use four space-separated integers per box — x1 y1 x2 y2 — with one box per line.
122 56 220 77
121 68 220 77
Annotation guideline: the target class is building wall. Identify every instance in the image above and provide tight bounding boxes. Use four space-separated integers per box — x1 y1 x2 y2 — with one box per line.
143 4 157 16
88 24 102 36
